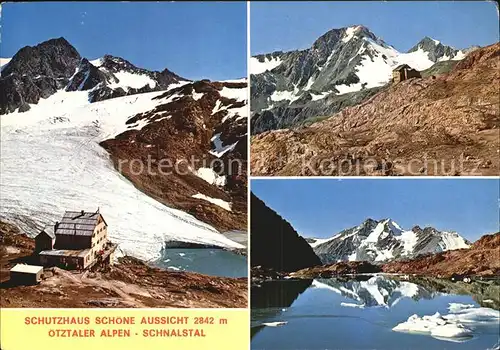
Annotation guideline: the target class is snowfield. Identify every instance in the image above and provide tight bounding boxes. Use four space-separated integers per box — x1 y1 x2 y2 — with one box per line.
0 86 244 262
209 133 239 158
109 71 157 90
195 167 227 187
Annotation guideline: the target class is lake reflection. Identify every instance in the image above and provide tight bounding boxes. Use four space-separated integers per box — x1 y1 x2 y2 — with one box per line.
251 276 500 350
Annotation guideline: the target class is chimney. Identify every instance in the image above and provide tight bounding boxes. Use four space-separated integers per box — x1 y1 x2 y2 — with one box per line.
81 210 84 216
55 221 59 230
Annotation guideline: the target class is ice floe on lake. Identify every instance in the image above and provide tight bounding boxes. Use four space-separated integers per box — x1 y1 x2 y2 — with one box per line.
262 321 288 327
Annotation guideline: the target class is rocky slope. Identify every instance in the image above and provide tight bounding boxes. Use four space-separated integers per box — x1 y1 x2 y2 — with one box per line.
250 193 321 272
251 43 500 176
250 26 466 134
0 38 81 114
0 221 247 308
383 232 500 278
1 37 247 254
312 218 470 264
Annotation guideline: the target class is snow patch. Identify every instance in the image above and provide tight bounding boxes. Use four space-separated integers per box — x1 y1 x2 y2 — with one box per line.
212 100 225 115
109 71 157 91
310 91 331 101
222 105 247 123
220 86 247 102
270 89 301 104
250 56 282 75
342 26 361 43
209 133 238 158
439 231 470 250
309 233 342 248
192 91 204 101
195 168 226 187
304 76 315 91
89 58 104 67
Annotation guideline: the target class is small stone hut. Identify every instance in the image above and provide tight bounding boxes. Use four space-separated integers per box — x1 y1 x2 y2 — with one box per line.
392 64 421 83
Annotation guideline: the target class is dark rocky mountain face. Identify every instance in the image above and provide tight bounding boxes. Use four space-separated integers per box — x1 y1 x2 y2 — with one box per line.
250 193 322 272
0 37 186 114
250 26 468 134
0 37 81 114
312 218 470 264
2 37 81 79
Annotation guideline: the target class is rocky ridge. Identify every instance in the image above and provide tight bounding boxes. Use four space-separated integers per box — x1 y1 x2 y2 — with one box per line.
250 26 467 134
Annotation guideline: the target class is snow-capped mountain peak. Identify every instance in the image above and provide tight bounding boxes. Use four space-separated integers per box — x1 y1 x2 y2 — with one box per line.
0 37 187 114
312 218 471 264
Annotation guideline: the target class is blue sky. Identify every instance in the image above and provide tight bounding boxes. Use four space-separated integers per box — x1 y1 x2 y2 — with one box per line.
251 1 499 54
251 179 499 242
1 2 247 81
